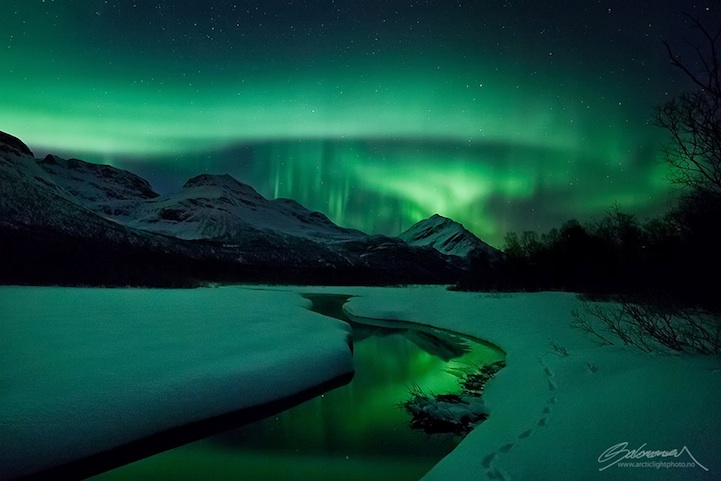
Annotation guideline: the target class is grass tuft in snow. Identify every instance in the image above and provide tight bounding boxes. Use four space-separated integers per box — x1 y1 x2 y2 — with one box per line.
549 340 569 357
459 360 506 395
400 361 506 436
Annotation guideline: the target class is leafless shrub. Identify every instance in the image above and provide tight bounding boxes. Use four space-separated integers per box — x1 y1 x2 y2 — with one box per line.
571 296 721 355
571 305 617 348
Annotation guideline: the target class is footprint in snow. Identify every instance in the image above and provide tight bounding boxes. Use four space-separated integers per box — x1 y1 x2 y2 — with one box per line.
486 467 511 481
499 443 515 453
518 429 534 439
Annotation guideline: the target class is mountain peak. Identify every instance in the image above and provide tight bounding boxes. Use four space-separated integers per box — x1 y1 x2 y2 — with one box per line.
35 153 159 208
428 213 455 224
184 173 235 187
399 214 498 258
184 173 263 197
0 131 34 157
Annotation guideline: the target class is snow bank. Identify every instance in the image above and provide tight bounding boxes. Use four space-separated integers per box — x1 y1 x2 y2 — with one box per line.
340 286 720 481
0 286 354 479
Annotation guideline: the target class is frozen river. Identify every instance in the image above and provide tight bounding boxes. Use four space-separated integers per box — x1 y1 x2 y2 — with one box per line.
89 293 504 481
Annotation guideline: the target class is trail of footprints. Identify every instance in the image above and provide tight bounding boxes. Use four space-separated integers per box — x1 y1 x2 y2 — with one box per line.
482 358 557 480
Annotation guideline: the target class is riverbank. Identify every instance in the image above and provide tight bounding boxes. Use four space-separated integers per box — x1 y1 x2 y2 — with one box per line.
0 287 354 480
333 286 720 481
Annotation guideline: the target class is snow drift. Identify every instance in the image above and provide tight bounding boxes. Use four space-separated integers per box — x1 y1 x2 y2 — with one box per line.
0 286 354 480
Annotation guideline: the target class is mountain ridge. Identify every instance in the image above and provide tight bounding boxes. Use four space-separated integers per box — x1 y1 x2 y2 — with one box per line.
0 130 461 286
125 172 366 243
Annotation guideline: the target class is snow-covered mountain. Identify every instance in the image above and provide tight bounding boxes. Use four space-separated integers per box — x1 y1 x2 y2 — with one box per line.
37 154 159 218
0 131 238 286
0 130 460 285
124 173 366 243
31 148 365 244
0 131 133 238
399 214 499 258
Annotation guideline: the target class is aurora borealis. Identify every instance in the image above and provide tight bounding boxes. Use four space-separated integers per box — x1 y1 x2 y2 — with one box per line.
3 1 717 247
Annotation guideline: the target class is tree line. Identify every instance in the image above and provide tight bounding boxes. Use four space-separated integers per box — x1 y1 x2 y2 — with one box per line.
460 194 720 308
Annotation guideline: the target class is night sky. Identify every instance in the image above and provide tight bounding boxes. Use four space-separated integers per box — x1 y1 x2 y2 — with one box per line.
3 1 718 247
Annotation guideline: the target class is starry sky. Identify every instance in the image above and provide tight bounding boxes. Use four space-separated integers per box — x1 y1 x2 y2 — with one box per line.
2 1 718 247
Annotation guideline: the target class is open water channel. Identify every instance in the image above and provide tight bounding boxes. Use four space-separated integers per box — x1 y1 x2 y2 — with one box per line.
91 293 504 481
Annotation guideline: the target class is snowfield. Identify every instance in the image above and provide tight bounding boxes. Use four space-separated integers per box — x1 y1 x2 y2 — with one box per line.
1 285 719 481
336 286 721 481
0 286 354 480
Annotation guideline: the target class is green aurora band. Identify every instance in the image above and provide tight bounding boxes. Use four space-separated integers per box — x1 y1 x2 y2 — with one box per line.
3 1 711 247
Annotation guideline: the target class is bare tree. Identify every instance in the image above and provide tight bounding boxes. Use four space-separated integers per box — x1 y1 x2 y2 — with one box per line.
655 15 721 195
